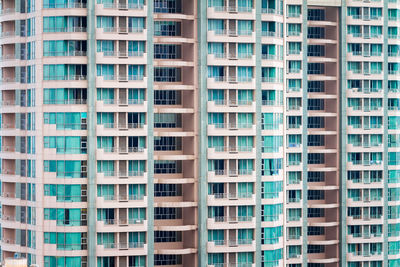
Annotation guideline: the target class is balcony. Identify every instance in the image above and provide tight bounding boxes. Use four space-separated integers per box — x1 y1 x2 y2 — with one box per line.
97 218 145 228
43 2 87 8
207 239 256 253
101 2 144 10
43 75 87 81
43 27 87 33
44 51 87 57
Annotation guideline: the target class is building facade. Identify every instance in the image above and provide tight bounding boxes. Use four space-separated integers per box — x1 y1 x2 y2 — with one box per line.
0 0 399 266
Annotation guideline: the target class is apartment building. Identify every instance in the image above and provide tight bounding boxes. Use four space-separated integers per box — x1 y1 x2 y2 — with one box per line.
0 0 399 266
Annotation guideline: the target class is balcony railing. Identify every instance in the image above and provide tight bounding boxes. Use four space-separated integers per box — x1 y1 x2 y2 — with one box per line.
211 146 253 152
261 31 277 37
43 3 87 8
43 27 87 33
212 192 253 199
0 8 18 15
213 216 253 222
101 242 145 249
44 99 87 105
43 75 87 81
102 2 144 9
102 51 144 57
44 51 87 57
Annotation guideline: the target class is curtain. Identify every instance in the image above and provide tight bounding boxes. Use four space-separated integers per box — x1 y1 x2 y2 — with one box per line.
238 136 253 151
238 252 254 264
128 89 145 103
97 40 114 53
262 204 282 221
128 65 145 80
128 160 145 175
97 112 114 127
262 113 283 130
237 206 253 219
97 185 115 199
237 67 253 82
208 43 224 57
208 254 224 265
237 113 253 128
128 17 145 31
238 0 253 10
97 88 114 101
237 20 253 35
347 7 360 17
262 158 282 176
208 136 224 150
128 41 145 56
262 136 282 152
287 5 300 16
262 181 283 198
370 26 382 36
129 208 145 222
262 249 282 266
97 136 114 151
389 170 400 183
208 230 224 243
262 226 283 244
238 43 253 58
97 160 115 176
208 89 225 104
208 113 224 127
96 16 114 29
208 19 224 33
238 182 253 197
347 25 361 35
238 159 253 174
262 44 276 56
208 66 224 79
238 229 253 244
129 184 146 199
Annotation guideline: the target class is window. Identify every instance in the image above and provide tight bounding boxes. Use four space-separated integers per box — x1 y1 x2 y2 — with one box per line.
307 245 325 253
154 90 181 105
307 27 325 39
307 63 324 74
287 5 301 17
307 208 324 218
154 113 181 128
308 153 324 164
307 227 324 236
154 67 181 82
261 226 283 244
154 137 181 151
44 88 87 104
43 0 86 8
308 99 324 110
154 208 182 220
43 16 87 32
155 231 182 242
43 40 87 57
154 44 181 59
307 135 324 146
154 184 181 197
308 9 325 21
308 190 324 200
154 0 181 13
154 255 182 266
154 21 181 36
261 181 283 199
154 160 181 174
307 117 324 128
307 45 325 57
